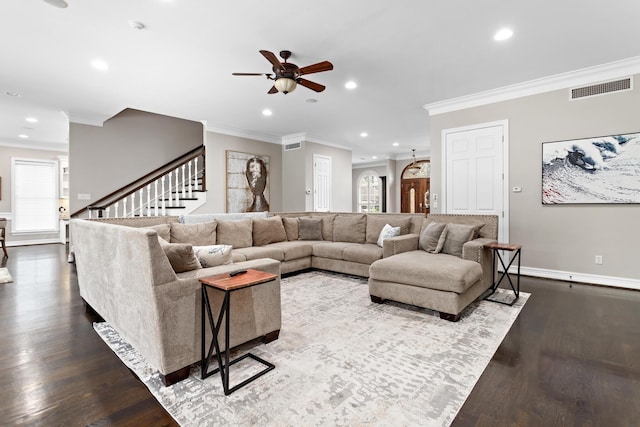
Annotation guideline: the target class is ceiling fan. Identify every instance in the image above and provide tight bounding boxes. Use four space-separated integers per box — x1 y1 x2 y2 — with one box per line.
233 50 333 94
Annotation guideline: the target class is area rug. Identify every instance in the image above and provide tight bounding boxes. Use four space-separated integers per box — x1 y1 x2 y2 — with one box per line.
94 271 529 426
0 267 13 283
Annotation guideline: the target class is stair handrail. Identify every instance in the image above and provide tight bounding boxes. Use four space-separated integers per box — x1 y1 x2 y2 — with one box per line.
72 145 205 218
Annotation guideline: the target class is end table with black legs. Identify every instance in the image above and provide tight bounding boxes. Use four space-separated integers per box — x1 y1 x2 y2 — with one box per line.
200 269 277 395
483 242 522 306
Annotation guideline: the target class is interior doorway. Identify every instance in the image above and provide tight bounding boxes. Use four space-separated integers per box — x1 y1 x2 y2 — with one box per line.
400 160 430 214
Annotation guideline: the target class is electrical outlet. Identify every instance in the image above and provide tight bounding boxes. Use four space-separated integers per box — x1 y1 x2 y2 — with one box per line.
595 255 603 265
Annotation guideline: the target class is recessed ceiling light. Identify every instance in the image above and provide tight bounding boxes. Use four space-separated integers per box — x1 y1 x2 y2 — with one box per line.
372 156 377 159
392 142 399 147
345 81 357 90
26 117 38 123
262 109 273 116
91 59 109 71
360 132 368 137
494 28 513 41
18 134 29 139
42 0 68 8
306 98 318 103
5 91 21 97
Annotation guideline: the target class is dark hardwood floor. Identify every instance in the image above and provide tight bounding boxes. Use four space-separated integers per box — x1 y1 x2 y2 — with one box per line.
1 244 639 426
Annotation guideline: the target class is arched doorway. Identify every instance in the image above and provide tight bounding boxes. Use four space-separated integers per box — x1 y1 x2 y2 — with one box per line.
357 170 386 213
400 160 430 214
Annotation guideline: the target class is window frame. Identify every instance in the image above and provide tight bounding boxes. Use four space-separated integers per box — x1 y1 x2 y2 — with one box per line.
11 157 60 234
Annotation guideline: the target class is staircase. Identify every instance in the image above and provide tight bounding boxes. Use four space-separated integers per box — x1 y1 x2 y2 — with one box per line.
77 146 206 219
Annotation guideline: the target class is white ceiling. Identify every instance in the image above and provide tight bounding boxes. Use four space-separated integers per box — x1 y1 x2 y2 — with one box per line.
1 0 640 163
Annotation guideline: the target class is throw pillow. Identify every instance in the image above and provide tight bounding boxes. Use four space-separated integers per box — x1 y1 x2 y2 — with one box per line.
158 238 201 273
377 223 401 247
216 219 253 249
298 217 323 240
312 214 336 240
146 224 171 241
333 214 366 243
192 244 233 268
169 221 217 246
252 216 287 246
282 217 299 241
440 223 479 258
419 221 448 253
365 216 412 244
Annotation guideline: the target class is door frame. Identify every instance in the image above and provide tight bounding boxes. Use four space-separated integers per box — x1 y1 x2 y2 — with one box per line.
441 119 509 242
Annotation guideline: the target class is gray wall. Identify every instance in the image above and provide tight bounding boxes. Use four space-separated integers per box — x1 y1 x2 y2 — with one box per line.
194 131 283 213
429 74 640 281
69 109 203 213
281 141 352 212
0 145 67 245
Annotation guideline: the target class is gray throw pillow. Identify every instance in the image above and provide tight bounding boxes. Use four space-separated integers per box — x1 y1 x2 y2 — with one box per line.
299 217 323 240
440 223 478 258
252 216 287 246
169 221 217 246
419 221 448 253
158 238 202 273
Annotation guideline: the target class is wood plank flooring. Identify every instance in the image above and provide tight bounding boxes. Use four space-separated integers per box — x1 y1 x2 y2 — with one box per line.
1 244 639 426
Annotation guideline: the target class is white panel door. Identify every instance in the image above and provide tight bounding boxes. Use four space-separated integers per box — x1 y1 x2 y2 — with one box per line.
444 121 508 241
313 154 331 212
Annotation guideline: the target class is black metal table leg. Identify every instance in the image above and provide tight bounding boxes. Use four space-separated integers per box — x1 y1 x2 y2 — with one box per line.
201 282 275 395
484 246 521 306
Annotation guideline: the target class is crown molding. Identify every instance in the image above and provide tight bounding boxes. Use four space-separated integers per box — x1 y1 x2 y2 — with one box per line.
281 132 307 145
67 112 107 126
0 140 68 152
424 56 640 116
206 125 281 144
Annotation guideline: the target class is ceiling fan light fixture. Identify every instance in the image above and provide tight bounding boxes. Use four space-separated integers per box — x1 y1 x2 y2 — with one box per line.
42 0 69 8
274 78 297 94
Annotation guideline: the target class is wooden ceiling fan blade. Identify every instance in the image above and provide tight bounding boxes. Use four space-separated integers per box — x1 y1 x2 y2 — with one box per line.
260 50 285 71
298 78 326 92
298 61 333 75
268 85 279 94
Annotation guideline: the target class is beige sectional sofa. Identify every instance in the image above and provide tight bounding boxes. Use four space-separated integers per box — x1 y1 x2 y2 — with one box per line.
71 211 497 386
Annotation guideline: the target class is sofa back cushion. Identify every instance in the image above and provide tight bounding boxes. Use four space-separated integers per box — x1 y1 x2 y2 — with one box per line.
299 217 323 240
252 216 287 246
418 221 448 253
169 221 217 246
333 214 366 243
366 215 412 244
216 219 253 248
282 217 299 241
146 224 171 242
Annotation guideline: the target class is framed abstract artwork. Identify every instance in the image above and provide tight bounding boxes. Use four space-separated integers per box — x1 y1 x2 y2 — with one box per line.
542 132 640 204
226 150 270 213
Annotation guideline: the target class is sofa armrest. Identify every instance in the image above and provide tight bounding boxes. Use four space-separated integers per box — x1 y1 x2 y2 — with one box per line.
383 234 419 258
462 238 497 290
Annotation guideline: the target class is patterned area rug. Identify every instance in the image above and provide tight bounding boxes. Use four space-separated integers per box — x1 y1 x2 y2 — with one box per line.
94 271 528 426
0 267 13 283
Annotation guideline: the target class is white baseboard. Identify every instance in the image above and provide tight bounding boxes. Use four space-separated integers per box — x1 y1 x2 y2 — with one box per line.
6 239 63 247
510 266 640 291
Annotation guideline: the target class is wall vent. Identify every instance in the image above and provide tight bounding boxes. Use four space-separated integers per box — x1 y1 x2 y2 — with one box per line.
570 77 632 100
284 142 302 151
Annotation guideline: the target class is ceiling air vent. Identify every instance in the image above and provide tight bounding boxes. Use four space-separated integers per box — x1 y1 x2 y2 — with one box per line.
570 77 632 100
284 142 302 151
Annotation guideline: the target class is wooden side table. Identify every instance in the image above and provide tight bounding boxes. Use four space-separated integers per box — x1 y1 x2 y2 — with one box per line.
483 242 522 306
200 269 277 395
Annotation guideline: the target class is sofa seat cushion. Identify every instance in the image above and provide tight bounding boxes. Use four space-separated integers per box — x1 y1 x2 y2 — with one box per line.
233 246 284 262
231 251 247 262
342 243 383 265
312 242 360 260
369 251 482 294
267 241 314 261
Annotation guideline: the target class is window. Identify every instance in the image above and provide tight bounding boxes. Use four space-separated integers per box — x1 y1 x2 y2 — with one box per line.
11 158 59 233
358 171 382 213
